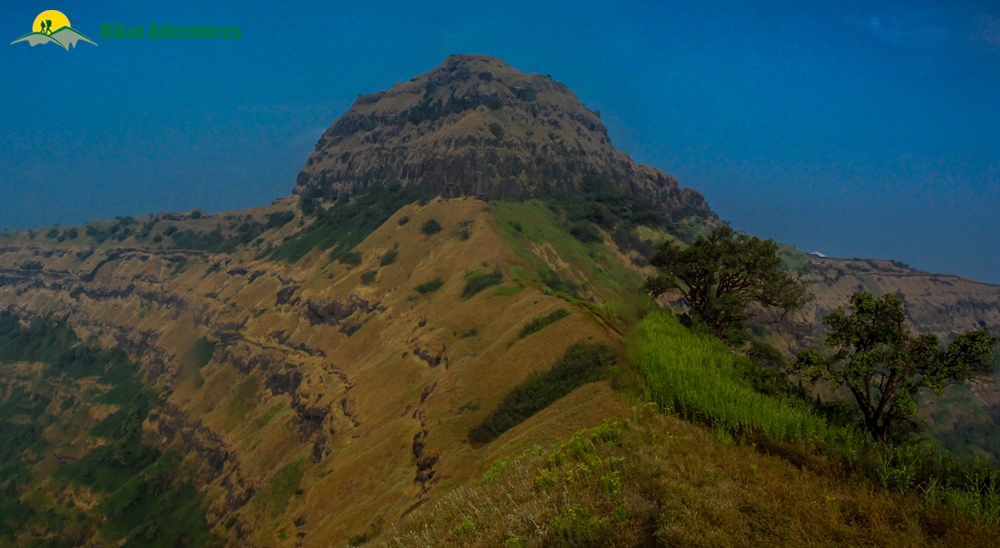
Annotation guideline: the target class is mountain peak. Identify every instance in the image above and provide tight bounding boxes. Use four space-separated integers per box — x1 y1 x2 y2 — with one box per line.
295 55 713 221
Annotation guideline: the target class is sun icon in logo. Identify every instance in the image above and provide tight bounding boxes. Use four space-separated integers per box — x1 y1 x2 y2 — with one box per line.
10 9 97 50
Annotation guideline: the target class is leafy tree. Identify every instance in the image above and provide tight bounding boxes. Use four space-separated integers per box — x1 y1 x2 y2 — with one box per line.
794 292 998 443
645 226 808 337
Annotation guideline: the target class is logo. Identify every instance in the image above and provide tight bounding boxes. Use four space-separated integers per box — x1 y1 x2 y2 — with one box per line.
10 10 97 50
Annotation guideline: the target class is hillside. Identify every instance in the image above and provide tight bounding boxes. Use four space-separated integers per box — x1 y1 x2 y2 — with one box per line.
1 55 999 547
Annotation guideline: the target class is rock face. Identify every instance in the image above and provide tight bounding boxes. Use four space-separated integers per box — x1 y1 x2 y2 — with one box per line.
295 54 713 221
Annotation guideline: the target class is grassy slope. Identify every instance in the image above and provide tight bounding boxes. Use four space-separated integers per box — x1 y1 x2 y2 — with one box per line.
367 309 999 547
2 196 998 547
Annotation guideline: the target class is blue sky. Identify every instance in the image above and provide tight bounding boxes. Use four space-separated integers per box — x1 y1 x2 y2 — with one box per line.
1 0 998 283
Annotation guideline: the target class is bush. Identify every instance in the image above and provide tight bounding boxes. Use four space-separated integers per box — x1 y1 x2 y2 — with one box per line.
489 122 504 138
570 222 602 243
519 309 570 339
162 226 177 236
339 252 362 266
462 269 504 299
415 278 444 294
46 227 59 239
540 269 579 297
190 210 203 219
64 228 78 240
265 211 295 229
471 344 614 442
360 271 377 285
421 219 442 235
20 261 42 271
398 216 410 226
380 248 398 266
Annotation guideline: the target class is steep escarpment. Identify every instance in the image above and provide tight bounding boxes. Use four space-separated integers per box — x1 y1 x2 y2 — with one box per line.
295 54 713 222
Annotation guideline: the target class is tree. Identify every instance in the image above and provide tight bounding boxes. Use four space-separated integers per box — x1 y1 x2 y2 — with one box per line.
794 292 997 443
644 225 808 337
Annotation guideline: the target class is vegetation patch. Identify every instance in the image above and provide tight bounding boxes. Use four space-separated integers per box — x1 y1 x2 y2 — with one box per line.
270 181 426 263
630 310 827 441
265 210 295 229
361 270 378 285
0 313 216 546
492 283 525 296
462 269 504 299
379 248 398 266
415 278 444 294
471 344 613 443
339 251 362 266
189 337 216 368
421 218 443 235
255 460 304 520
491 201 639 299
519 309 570 339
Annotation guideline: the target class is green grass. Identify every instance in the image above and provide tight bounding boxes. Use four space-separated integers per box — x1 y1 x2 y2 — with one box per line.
629 310 828 441
462 269 504 299
491 201 641 299
492 283 525 296
257 460 304 520
269 181 426 263
415 278 444 294
519 309 570 339
97 451 214 548
628 309 1000 526
471 344 614 443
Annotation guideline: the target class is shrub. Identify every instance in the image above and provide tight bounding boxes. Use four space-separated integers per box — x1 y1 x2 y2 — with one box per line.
489 122 504 138
415 278 444 294
162 226 178 237
462 269 504 299
46 227 59 239
380 248 398 266
265 211 295 229
339 251 362 266
570 222 602 243
540 269 579 297
471 344 614 442
20 261 42 271
190 210 203 219
519 309 570 339
64 228 78 240
421 219 442 235
360 271 377 285
398 216 410 226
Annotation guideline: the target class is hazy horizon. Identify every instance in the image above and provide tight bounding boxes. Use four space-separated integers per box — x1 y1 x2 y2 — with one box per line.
1 0 997 283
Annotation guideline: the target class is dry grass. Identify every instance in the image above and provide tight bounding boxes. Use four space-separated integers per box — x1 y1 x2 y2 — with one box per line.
374 408 998 547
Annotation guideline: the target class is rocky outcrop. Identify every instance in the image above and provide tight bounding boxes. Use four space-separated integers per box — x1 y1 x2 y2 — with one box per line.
295 54 713 222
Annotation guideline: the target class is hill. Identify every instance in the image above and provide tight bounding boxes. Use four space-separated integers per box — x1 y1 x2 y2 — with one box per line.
0 55 998 546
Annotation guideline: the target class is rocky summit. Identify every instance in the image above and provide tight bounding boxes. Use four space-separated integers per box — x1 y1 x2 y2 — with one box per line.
295 54 712 221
